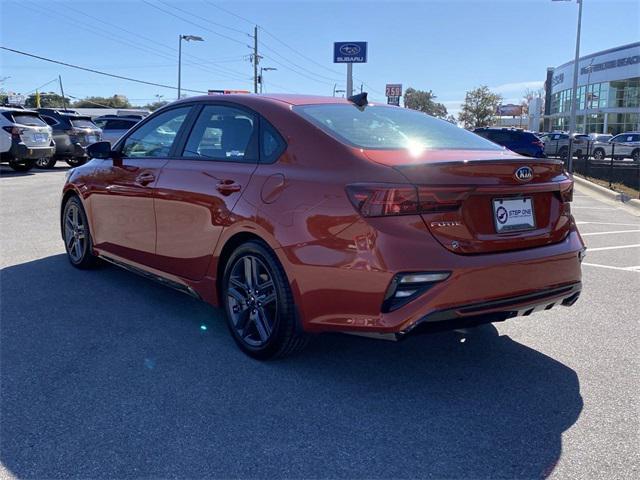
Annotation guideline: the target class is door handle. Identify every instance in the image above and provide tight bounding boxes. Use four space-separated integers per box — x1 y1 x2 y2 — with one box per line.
136 172 155 186
217 179 242 195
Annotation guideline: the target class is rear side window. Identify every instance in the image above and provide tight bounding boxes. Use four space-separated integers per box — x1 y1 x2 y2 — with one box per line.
41 116 58 126
261 121 286 163
182 105 257 162
11 113 47 127
295 104 502 151
70 118 97 129
122 106 191 158
105 119 137 130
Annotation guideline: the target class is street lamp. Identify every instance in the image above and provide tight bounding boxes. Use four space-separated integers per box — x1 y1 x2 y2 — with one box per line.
178 34 204 100
552 0 583 170
259 67 277 93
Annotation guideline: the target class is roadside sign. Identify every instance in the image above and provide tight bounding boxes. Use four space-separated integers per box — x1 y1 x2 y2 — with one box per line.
385 84 402 97
7 94 25 106
496 104 523 116
387 96 400 106
208 89 250 95
333 42 367 63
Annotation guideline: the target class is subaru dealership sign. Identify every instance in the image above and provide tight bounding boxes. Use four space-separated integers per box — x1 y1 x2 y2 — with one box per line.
333 42 367 63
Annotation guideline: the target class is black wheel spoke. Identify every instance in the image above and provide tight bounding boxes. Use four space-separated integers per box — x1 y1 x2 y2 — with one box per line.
227 253 278 348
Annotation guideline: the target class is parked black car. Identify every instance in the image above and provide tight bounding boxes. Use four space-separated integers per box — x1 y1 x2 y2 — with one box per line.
473 127 546 158
36 109 102 168
92 115 141 144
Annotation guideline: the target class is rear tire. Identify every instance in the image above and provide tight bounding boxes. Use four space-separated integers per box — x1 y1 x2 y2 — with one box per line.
222 241 309 359
36 157 57 169
66 157 87 167
62 196 99 269
8 160 35 172
559 147 568 161
632 149 640 162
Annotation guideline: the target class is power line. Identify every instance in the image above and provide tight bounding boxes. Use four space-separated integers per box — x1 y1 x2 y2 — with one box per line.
157 0 249 36
20 1 250 83
0 47 208 93
142 0 251 48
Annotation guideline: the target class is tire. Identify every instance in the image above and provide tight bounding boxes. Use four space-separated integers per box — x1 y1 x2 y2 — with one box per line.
36 157 57 169
62 196 99 269
632 149 640 162
559 147 568 161
222 240 309 359
593 148 605 160
8 159 35 172
66 157 87 167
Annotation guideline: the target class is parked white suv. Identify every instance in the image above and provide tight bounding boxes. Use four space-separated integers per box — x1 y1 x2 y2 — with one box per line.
0 107 56 171
591 132 640 161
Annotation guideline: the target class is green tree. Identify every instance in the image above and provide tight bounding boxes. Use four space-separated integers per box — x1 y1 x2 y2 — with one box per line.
143 100 169 111
72 95 132 108
24 92 71 108
403 87 448 118
457 86 502 129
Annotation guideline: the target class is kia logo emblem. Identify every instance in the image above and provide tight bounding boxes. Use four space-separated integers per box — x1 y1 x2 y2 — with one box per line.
514 166 533 183
339 44 361 56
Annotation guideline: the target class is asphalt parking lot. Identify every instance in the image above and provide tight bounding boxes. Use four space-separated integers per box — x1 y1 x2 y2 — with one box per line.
1 164 638 479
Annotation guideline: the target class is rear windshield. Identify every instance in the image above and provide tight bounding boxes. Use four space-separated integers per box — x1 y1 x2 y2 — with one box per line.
11 113 47 127
294 104 503 151
70 118 97 129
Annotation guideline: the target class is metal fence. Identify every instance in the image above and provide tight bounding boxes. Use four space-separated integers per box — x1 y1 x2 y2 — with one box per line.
545 139 640 198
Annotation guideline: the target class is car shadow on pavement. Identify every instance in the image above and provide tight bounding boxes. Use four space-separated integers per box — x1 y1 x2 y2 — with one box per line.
1 254 583 479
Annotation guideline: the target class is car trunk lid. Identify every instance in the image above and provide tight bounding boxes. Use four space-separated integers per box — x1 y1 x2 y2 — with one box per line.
363 149 574 254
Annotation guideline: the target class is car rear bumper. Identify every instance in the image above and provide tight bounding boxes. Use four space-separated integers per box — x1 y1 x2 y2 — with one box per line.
55 142 87 158
9 141 56 160
289 216 584 336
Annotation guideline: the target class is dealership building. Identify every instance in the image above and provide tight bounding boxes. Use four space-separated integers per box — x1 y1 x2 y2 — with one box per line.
544 42 639 134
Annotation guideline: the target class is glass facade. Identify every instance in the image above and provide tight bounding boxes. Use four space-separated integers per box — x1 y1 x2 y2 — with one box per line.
549 77 640 134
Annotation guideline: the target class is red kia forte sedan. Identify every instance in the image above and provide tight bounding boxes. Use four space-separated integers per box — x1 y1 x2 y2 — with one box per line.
61 93 584 359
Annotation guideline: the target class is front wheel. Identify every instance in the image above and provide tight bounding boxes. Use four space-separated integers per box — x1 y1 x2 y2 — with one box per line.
632 149 640 162
222 241 309 359
36 157 57 169
593 148 605 160
62 196 98 269
8 159 35 172
66 157 87 167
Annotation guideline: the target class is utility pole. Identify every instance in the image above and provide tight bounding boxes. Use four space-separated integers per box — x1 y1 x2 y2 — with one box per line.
58 75 68 111
253 26 259 94
178 35 182 100
567 0 583 171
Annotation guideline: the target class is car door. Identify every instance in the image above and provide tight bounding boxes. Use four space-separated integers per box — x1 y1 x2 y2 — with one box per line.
153 103 259 280
88 106 193 267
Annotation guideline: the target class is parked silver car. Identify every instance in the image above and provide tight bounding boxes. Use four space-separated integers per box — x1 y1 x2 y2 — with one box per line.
591 132 640 161
539 132 590 159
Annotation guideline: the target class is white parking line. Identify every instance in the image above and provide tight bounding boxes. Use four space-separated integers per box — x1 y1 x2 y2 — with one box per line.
582 263 640 272
576 221 640 226
581 230 640 236
587 244 640 252
572 207 617 210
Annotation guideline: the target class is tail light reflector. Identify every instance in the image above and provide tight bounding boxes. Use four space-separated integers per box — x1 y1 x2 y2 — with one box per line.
346 184 469 217
2 126 24 140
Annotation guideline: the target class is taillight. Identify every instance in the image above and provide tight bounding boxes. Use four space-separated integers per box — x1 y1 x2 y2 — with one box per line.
559 182 573 203
345 184 468 217
2 126 24 140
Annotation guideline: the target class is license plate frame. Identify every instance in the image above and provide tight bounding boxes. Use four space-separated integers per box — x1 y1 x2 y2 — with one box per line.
492 197 536 233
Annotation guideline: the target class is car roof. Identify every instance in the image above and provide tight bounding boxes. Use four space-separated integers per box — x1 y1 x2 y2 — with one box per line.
173 93 362 107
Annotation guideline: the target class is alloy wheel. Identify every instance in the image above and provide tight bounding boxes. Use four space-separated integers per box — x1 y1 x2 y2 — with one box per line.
226 255 278 347
64 203 87 263
594 150 604 160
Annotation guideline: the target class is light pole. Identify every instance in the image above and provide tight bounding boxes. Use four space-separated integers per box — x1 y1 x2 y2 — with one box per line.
178 34 204 100
552 0 583 170
259 67 277 93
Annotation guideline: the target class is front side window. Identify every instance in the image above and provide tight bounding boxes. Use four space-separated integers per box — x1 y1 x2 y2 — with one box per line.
294 104 502 151
182 105 257 162
122 107 190 158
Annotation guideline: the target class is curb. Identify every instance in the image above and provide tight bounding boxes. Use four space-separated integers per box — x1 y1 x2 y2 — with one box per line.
573 174 640 212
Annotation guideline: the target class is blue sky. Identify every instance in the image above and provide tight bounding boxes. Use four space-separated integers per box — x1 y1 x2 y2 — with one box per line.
1 0 639 116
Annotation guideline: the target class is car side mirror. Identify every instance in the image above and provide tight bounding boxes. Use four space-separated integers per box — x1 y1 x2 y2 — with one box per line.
87 141 114 159
87 142 121 160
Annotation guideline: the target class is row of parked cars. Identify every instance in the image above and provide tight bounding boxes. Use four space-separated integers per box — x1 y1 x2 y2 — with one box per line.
473 127 640 162
0 106 141 171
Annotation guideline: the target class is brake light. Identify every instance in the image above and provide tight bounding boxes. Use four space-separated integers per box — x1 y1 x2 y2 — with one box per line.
345 184 468 217
2 126 24 140
560 182 573 203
